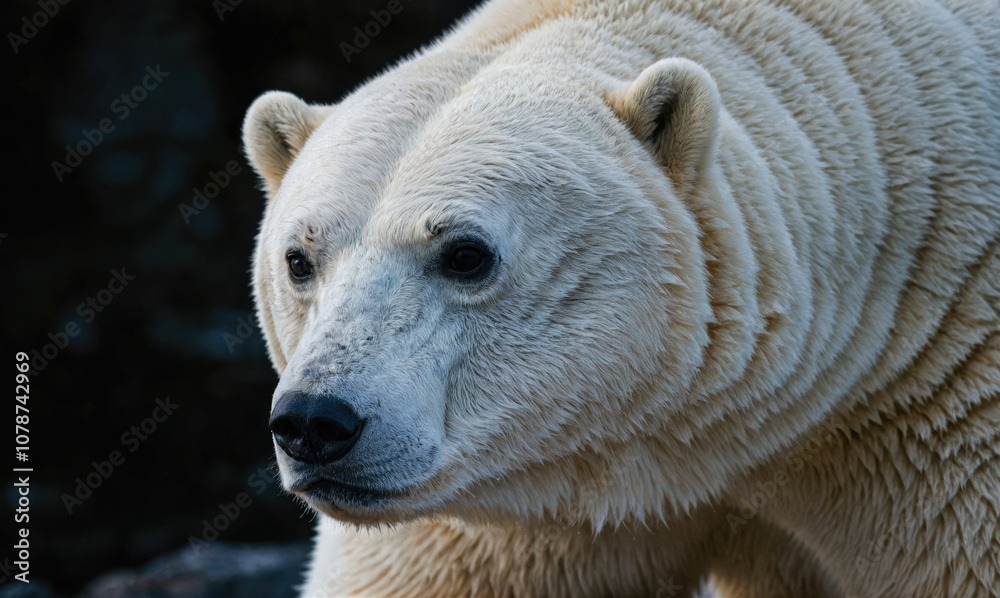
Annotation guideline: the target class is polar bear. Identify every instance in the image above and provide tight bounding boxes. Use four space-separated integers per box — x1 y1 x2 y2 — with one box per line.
242 0 1000 596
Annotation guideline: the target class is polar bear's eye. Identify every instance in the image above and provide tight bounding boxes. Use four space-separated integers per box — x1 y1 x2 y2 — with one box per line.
443 241 492 280
450 246 483 272
285 250 313 281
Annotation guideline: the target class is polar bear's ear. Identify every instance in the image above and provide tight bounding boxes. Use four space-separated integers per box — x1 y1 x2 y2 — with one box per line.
608 58 721 194
243 91 332 197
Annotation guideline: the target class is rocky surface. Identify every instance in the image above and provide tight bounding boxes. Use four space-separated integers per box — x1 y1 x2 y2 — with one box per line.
0 543 310 598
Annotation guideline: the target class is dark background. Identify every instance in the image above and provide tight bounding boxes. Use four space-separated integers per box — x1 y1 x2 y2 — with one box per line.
2 0 479 594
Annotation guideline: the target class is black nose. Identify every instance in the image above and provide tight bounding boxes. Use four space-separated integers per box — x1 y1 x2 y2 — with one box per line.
269 392 366 465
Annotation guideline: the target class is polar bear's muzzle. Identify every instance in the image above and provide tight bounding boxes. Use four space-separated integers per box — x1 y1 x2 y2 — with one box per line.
269 390 412 511
261 248 457 519
266 353 446 517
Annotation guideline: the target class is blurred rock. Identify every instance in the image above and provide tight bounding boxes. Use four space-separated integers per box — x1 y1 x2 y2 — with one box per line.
76 543 309 598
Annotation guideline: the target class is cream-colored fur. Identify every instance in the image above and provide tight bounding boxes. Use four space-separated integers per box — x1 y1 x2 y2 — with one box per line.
243 1 1000 596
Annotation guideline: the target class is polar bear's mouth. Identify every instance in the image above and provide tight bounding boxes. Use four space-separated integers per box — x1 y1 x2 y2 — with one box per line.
301 478 400 508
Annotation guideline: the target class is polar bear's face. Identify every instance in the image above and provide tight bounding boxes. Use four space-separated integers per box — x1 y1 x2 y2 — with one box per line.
246 56 722 525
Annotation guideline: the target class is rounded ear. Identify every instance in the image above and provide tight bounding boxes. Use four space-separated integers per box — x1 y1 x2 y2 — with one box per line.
607 58 721 194
242 91 333 198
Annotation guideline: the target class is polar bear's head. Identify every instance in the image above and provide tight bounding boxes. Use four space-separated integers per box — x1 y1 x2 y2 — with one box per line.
245 53 726 527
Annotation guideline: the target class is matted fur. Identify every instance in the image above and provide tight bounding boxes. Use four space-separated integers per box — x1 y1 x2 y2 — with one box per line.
243 0 1000 596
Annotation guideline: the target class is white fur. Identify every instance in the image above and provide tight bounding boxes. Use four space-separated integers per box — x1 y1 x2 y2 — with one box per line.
244 1 1000 596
